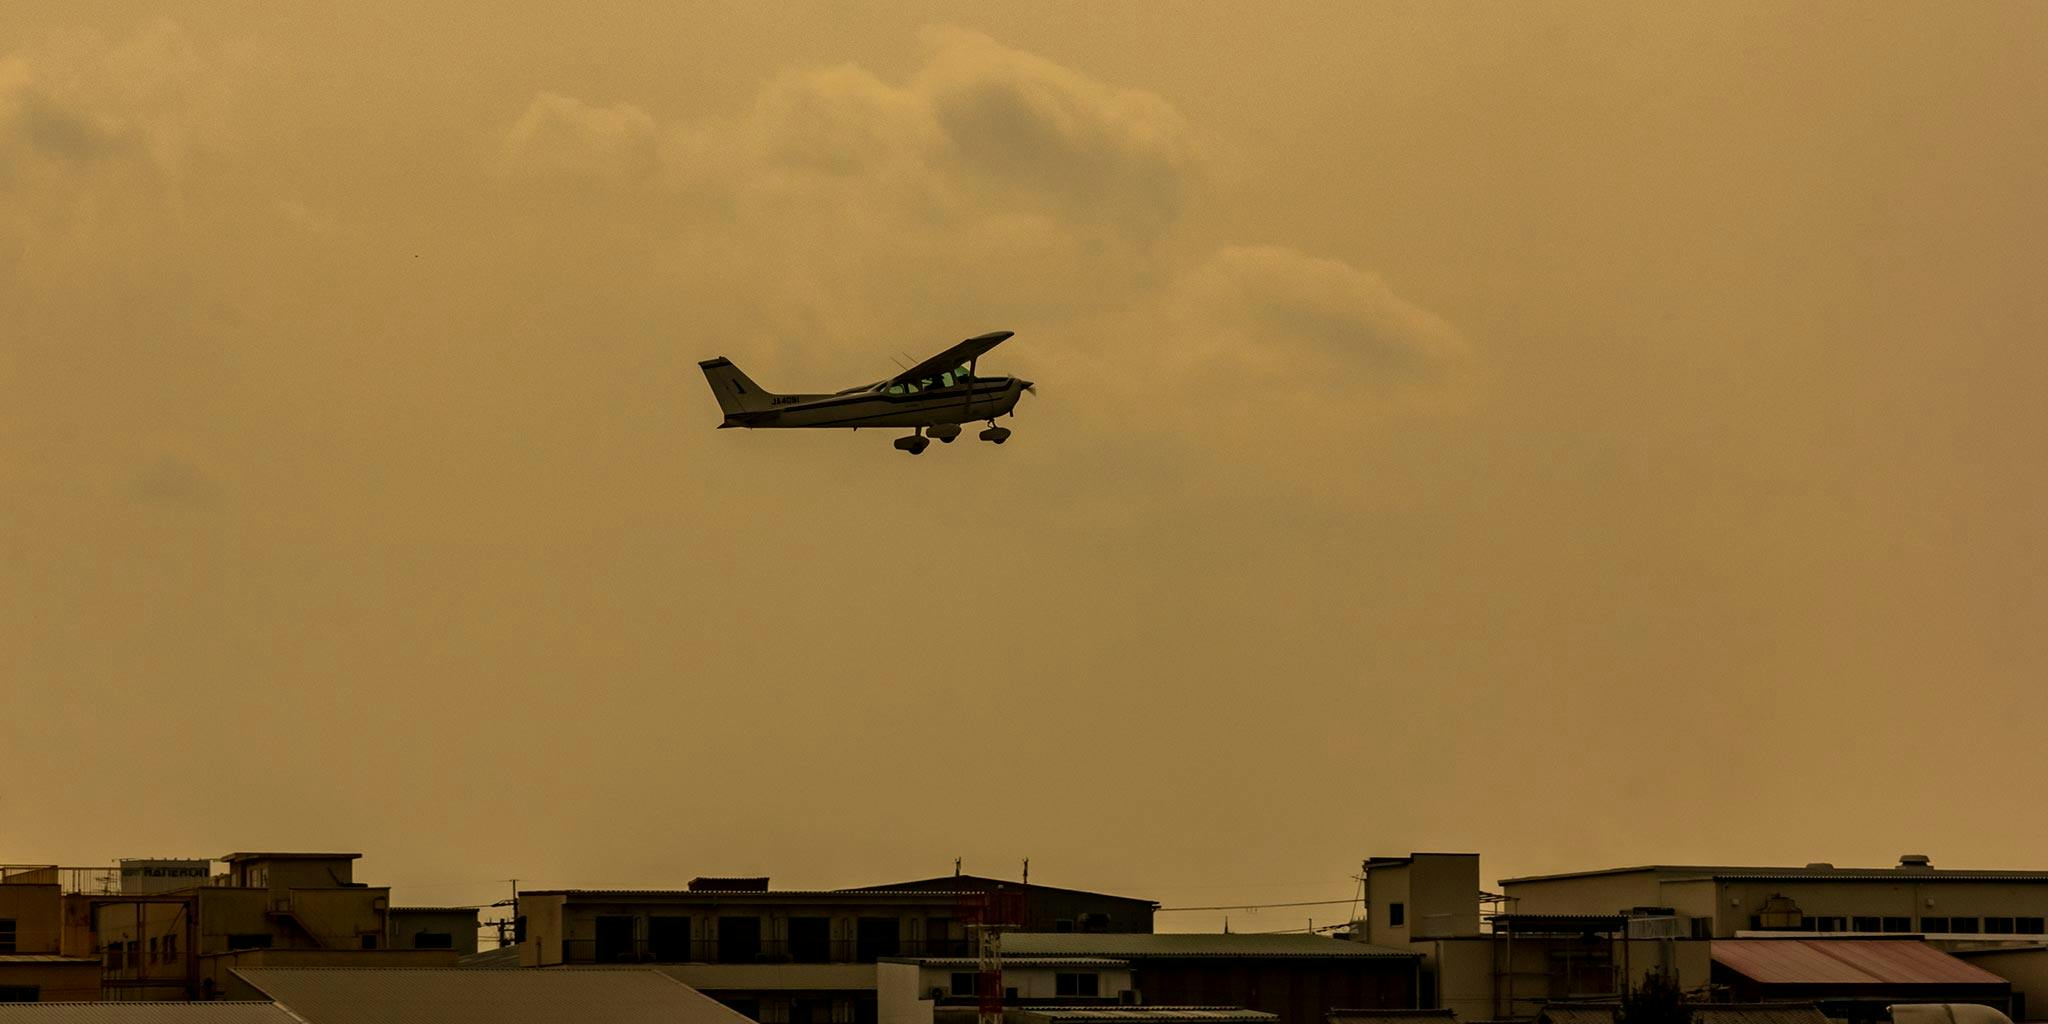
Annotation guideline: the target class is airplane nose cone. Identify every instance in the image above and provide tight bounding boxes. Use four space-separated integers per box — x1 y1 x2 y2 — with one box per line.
1016 378 1036 394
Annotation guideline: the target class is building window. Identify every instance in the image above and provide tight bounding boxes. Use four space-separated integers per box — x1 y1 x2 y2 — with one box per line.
1389 903 1405 927
649 917 692 962
1056 973 1101 997
107 944 124 970
1949 917 1980 934
951 972 979 998
162 934 177 960
0 919 14 954
1986 918 2016 935
1690 919 1712 939
788 917 830 963
924 918 954 955
1054 919 1074 933
414 932 454 949
0 987 40 1003
1852 917 1882 932
718 916 763 963
361 934 378 949
1921 917 1949 933
1884 917 1912 932
855 917 899 962
2019 917 2046 935
150 937 160 962
598 916 639 963
227 934 273 951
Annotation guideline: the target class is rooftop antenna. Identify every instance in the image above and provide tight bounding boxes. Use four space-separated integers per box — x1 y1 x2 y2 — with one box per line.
955 858 962 877
1022 858 1029 885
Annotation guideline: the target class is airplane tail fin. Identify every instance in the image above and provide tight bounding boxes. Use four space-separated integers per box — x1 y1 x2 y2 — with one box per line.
699 357 779 422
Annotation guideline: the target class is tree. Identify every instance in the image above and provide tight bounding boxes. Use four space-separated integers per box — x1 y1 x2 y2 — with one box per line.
1619 970 1693 1024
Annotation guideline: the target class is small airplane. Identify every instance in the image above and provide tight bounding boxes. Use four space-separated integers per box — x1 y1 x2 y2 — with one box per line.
699 330 1035 455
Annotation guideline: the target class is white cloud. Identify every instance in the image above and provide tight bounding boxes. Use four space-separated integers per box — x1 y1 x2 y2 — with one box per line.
501 92 661 182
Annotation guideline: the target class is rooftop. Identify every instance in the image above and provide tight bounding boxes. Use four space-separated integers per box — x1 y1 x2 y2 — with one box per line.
1712 938 2012 987
1327 1010 1458 1024
233 967 753 1024
1009 1010 1278 1023
1504 858 2048 885
0 1005 302 1024
849 874 1158 907
1002 933 1416 960
884 956 1131 968
220 852 360 862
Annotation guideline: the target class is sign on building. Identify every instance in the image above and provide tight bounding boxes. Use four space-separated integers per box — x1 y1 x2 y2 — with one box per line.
120 859 213 893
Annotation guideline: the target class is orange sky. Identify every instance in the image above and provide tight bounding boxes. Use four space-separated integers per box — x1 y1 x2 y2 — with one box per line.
4 2 2045 930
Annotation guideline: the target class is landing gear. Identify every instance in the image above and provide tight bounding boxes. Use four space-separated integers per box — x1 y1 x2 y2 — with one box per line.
928 422 962 444
979 423 1012 445
894 429 931 455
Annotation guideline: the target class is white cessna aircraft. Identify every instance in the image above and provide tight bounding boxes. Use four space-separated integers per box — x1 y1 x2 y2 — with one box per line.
699 330 1034 455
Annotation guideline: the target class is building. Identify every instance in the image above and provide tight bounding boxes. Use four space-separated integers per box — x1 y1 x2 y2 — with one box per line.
511 873 1157 1023
997 933 1420 1024
0 868 103 1003
387 908 481 955
242 966 751 1024
93 853 408 1000
1534 1003 1834 1024
846 876 1157 935
1710 937 2012 1022
876 954 1140 1024
1500 857 2048 941
1359 854 1710 1020
1954 946 2048 1021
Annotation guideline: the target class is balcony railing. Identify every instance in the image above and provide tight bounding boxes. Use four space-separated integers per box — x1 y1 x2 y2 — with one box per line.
560 937 974 965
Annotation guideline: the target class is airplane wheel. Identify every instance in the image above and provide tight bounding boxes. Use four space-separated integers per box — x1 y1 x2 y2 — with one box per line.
940 436 955 444
907 437 930 455
978 426 1012 444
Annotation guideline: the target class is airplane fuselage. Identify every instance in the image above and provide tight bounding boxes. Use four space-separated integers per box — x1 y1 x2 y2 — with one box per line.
719 376 1029 430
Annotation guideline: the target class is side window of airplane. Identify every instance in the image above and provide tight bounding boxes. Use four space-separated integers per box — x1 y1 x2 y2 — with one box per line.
887 384 906 396
939 371 955 388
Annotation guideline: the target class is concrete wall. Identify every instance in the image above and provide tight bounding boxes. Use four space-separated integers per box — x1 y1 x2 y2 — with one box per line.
1957 949 2048 1021
518 895 566 967
390 909 479 954
0 958 102 1002
1715 880 2048 937
1501 871 1669 917
227 857 356 890
0 884 63 953
1366 862 1412 947
1410 856 1480 940
878 962 936 1024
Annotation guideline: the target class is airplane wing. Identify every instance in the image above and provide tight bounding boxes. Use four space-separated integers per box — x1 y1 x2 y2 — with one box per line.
886 330 1014 385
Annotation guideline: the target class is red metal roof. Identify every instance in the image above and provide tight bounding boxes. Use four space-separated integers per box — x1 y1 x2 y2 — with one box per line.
1712 939 2010 986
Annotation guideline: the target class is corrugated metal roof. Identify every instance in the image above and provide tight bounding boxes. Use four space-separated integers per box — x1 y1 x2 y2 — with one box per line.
1004 934 1416 960
1711 940 2012 986
1534 1006 1614 1024
1693 1003 1835 1024
233 967 754 1024
0 1004 301 1024
523 889 980 899
0 955 100 964
1013 1009 1277 1022
1327 1009 1456 1024
884 957 1131 968
454 944 523 969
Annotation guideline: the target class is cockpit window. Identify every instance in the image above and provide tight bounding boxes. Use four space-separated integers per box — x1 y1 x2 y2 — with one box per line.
887 384 906 395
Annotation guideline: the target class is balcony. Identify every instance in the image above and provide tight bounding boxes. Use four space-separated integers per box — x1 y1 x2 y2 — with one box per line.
560 937 974 965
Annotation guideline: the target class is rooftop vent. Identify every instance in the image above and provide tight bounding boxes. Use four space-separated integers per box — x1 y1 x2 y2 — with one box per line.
688 876 770 891
1898 855 1933 870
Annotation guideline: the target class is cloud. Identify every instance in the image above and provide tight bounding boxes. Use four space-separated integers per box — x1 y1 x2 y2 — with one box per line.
502 93 661 183
1162 245 1469 392
499 28 1471 442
